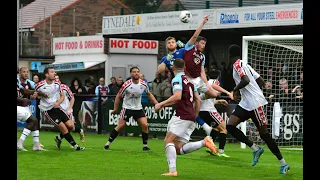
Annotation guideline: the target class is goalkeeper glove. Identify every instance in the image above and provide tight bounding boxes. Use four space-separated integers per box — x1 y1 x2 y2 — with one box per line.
176 40 184 48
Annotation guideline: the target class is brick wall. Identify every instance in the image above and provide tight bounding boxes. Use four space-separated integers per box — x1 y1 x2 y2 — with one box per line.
31 0 134 56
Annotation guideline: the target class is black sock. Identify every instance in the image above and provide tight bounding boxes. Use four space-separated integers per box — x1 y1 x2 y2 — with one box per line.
63 132 77 146
219 133 227 150
59 133 64 140
108 129 119 143
209 129 219 142
74 126 82 133
226 125 253 147
142 132 148 146
260 133 283 160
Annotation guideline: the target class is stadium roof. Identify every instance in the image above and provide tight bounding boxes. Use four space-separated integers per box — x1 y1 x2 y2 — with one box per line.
19 0 134 29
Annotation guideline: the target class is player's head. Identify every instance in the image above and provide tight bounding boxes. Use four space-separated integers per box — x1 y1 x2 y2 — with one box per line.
139 73 145 80
195 36 207 52
44 67 55 81
54 74 61 83
165 37 177 52
228 44 241 62
207 69 221 80
172 58 185 74
130 67 140 80
19 67 29 80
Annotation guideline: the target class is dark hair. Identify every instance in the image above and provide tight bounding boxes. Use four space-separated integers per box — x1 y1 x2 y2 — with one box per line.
130 66 139 72
110 77 116 81
71 77 83 88
207 70 221 79
43 67 54 75
173 58 185 70
196 36 207 43
228 44 241 58
84 79 91 84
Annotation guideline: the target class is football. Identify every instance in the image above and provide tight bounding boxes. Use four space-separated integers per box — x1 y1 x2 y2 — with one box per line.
180 10 192 23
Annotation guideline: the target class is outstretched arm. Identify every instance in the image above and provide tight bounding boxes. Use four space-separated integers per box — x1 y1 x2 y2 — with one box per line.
186 15 209 47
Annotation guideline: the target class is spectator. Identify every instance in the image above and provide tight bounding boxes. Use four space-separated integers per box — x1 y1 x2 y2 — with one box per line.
109 76 124 100
70 77 86 95
95 77 109 105
32 74 40 84
139 73 149 103
150 72 163 102
108 77 116 90
161 72 173 100
84 79 95 95
88 76 96 88
292 72 303 100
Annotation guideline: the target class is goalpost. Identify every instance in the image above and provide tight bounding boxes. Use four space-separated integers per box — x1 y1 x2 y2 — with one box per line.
240 34 303 150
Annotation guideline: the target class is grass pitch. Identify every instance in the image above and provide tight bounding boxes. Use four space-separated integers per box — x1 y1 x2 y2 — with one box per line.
17 131 303 180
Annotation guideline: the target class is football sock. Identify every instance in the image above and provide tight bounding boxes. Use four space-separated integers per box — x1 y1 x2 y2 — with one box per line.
165 143 177 173
31 130 40 146
18 128 31 145
58 132 64 140
196 116 205 125
219 133 227 151
260 133 284 160
106 129 119 146
179 140 205 155
63 132 77 146
209 129 219 142
142 132 148 147
226 125 256 150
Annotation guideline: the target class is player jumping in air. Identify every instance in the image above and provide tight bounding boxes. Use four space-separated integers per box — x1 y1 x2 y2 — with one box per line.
36 67 85 151
53 75 86 148
198 70 230 157
227 44 290 174
17 82 46 151
155 59 217 177
104 67 158 151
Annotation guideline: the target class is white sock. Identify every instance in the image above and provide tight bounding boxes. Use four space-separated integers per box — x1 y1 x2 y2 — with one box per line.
180 140 205 155
279 158 287 166
219 149 224 153
106 141 111 146
165 143 177 173
202 123 213 136
18 128 31 145
250 143 260 152
31 130 40 146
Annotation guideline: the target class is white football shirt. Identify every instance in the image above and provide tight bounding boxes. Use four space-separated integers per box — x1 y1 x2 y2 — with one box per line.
35 80 62 111
59 84 74 112
200 79 219 112
233 59 268 111
119 79 149 110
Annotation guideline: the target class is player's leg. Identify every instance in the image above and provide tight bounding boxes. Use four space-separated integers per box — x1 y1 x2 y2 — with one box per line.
226 105 262 163
251 106 290 174
198 111 219 155
195 115 212 136
73 114 85 142
214 121 229 157
104 108 128 150
135 110 150 151
47 109 84 151
162 131 179 176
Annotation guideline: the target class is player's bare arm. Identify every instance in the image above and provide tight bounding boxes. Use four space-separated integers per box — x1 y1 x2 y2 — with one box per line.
214 99 228 106
212 84 233 100
54 92 65 108
146 91 158 105
111 92 122 114
68 95 75 114
157 63 166 74
233 75 250 92
155 90 182 112
255 76 265 89
193 92 201 117
187 15 209 46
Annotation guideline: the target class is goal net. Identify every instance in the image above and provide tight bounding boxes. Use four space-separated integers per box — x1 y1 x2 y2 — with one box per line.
240 35 303 150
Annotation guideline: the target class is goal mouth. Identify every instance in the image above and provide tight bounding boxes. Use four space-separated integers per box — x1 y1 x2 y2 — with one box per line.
239 34 303 150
